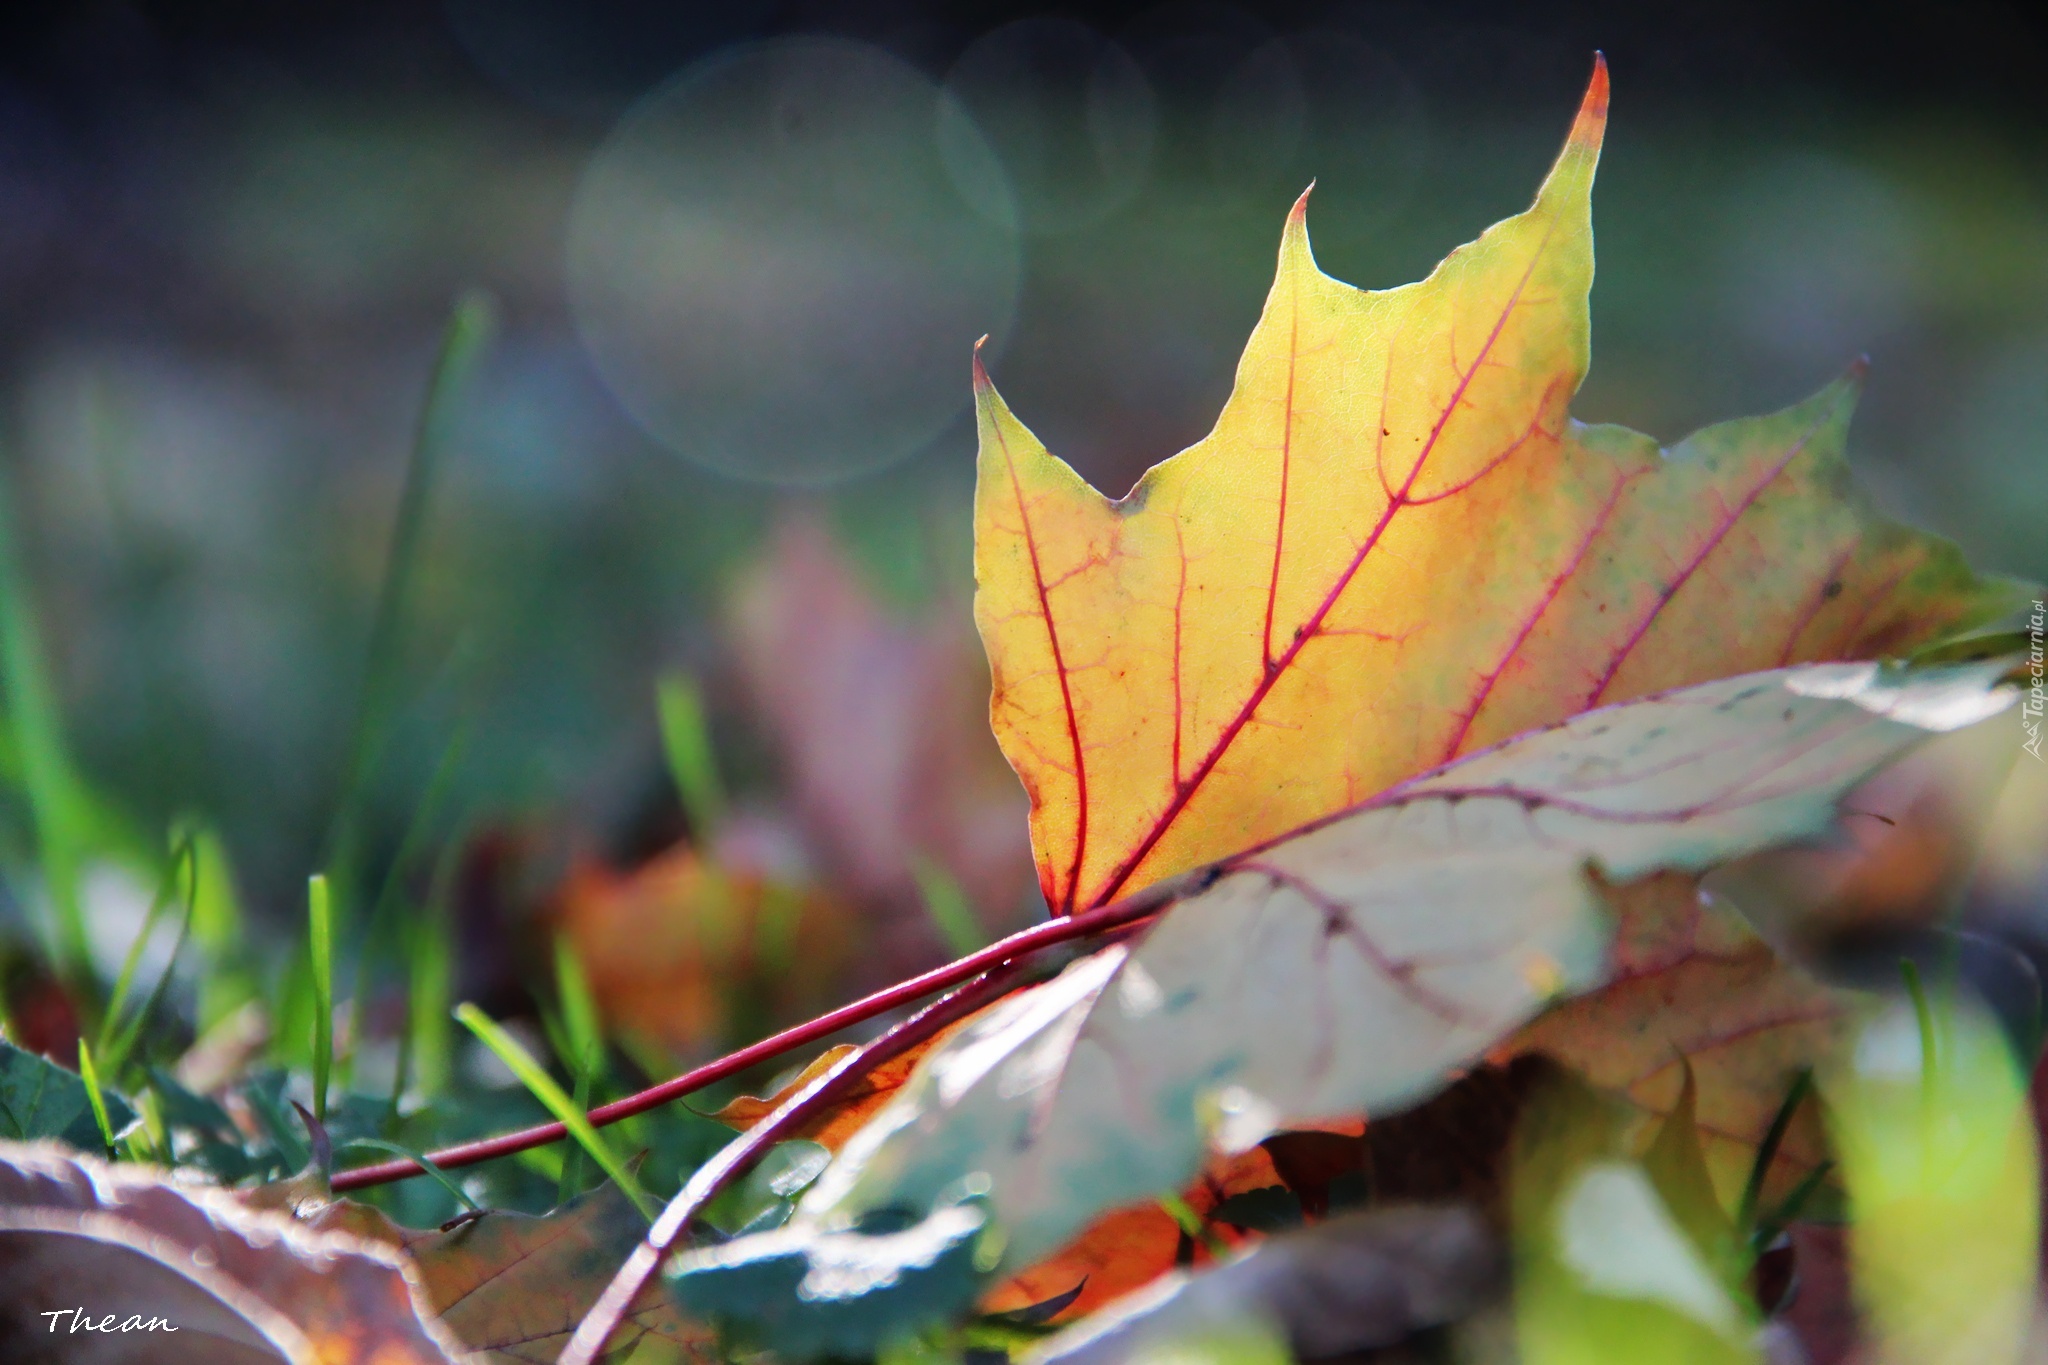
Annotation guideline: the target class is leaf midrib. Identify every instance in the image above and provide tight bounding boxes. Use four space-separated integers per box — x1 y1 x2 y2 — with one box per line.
1081 225 1563 912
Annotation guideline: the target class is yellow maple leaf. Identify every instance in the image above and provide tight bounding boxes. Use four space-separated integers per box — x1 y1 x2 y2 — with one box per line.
972 57 2018 916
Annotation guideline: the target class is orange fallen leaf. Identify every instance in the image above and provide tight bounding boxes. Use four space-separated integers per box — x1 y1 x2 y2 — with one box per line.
553 839 851 1055
709 1039 939 1152
708 981 1054 1152
978 1145 1285 1322
979 1066 1555 1327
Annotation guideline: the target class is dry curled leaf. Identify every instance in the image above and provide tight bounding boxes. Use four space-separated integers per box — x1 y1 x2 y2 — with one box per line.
0 1140 464 1365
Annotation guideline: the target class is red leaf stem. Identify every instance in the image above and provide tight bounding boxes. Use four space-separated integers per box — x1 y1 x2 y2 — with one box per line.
330 882 1176 1191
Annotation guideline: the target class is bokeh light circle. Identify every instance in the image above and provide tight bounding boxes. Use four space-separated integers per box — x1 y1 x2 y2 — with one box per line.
567 38 1022 486
939 18 1158 234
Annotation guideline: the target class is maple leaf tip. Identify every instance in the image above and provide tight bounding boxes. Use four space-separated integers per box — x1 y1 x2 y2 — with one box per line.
1571 54 1611 147
1289 182 1315 224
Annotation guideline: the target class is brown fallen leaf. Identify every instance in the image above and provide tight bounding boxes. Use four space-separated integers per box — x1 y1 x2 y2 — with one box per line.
402 1184 717 1365
264 1182 717 1365
732 513 1037 971
0 1140 463 1365
1512 874 1842 1209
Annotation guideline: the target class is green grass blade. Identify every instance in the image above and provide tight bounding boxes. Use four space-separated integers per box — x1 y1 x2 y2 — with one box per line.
133 1086 168 1165
401 835 464 1104
455 1002 656 1221
911 855 986 956
95 837 194 1059
324 292 497 898
77 1038 117 1159
1752 1161 1835 1250
103 865 197 1079
656 674 726 836
309 874 335 1124
345 720 470 1090
185 824 255 1030
1736 1068 1814 1238
554 934 604 1080
558 1063 593 1207
0 463 97 984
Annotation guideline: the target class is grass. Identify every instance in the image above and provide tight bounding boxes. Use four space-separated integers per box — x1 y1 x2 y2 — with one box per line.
322 292 496 917
0 459 100 988
95 837 196 1076
657 673 727 837
912 855 987 957
76 1037 117 1158
403 846 459 1104
308 873 335 1126
455 1002 657 1221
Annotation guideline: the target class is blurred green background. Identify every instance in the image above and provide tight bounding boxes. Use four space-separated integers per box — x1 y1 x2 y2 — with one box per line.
0 0 2041 952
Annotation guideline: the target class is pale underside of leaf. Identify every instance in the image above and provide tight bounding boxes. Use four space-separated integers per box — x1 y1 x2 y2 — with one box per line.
690 664 2010 1301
